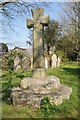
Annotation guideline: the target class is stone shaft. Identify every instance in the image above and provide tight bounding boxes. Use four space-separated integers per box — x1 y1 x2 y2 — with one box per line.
33 22 44 68
27 8 50 68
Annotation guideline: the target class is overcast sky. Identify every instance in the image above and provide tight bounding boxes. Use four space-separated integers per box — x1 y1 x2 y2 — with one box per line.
0 2 67 49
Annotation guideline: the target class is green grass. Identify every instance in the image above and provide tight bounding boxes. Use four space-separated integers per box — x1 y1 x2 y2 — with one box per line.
1 61 79 118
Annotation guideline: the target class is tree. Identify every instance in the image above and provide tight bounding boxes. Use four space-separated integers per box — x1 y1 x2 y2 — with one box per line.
44 20 61 67
0 1 51 48
58 2 80 59
1 43 8 52
18 52 23 69
56 34 78 61
0 1 50 33
2 48 24 70
7 57 14 70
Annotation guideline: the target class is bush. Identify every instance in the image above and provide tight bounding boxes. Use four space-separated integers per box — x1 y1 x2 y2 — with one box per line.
40 96 57 117
7 58 14 70
2 56 9 70
55 50 68 63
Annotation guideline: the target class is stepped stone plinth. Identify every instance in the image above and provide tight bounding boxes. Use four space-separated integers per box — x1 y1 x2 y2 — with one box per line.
11 75 72 107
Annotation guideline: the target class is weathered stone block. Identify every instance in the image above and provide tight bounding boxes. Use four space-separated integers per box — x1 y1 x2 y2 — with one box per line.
32 68 47 79
20 76 60 92
11 82 72 107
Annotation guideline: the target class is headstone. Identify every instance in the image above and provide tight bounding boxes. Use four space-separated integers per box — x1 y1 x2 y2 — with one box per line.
11 8 72 108
14 57 21 70
52 53 57 68
45 57 48 69
57 57 61 67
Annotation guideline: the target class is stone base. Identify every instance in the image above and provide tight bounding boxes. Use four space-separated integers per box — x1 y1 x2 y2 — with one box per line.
11 76 72 107
32 68 47 79
20 76 60 90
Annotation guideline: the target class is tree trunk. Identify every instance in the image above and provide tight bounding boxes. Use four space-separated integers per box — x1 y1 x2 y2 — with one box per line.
46 44 51 68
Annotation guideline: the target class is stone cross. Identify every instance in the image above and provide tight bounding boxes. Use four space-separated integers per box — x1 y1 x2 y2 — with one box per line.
27 8 50 68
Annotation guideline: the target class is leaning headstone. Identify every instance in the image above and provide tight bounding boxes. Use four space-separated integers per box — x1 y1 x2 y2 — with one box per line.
11 8 72 108
52 53 57 68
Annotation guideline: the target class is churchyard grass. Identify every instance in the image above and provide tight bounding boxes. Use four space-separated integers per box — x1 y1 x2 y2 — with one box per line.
1 61 79 118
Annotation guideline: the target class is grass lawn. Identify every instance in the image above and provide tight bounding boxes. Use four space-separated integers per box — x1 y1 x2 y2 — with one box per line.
1 61 79 118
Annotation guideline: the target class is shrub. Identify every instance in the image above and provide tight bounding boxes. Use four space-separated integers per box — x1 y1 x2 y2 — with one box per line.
40 96 57 117
55 50 68 63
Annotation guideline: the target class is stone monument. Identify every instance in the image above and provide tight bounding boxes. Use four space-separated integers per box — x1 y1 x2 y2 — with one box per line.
45 57 48 69
11 8 72 107
57 57 61 67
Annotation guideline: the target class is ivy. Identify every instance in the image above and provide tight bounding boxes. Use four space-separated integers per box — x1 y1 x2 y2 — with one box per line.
40 96 57 117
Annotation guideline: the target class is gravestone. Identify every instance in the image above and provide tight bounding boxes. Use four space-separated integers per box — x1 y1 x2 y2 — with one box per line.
57 57 61 67
52 53 57 68
14 57 21 70
45 57 48 69
11 8 72 107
